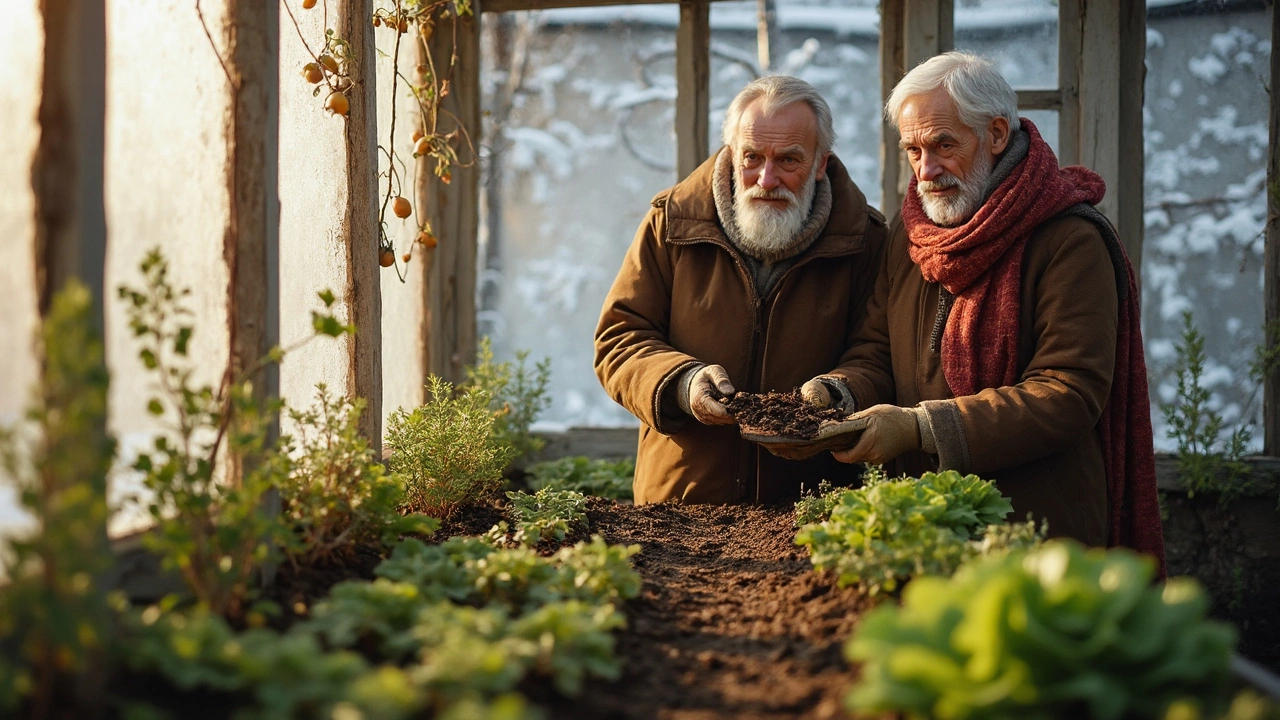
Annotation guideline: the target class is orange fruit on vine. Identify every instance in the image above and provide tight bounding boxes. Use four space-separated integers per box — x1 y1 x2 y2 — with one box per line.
411 128 424 143
379 247 396 267
416 230 438 249
392 196 412 219
440 170 451 185
302 62 323 84
318 54 339 74
414 137 430 156
371 15 381 27
401 252 412 263
325 92 349 116
397 17 409 33
302 0 317 8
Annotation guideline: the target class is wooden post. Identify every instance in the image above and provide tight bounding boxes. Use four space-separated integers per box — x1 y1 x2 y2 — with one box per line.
32 0 107 323
1266 0 1279 455
422 8 481 384
1056 0 1081 167
1077 0 1145 272
676 0 710 180
342 0 384 446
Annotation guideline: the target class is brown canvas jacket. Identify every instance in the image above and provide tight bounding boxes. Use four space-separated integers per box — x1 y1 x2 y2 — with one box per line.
594 151 886 504
831 214 1118 544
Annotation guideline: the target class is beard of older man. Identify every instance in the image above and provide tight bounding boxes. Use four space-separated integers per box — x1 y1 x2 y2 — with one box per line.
916 141 995 227
732 162 819 258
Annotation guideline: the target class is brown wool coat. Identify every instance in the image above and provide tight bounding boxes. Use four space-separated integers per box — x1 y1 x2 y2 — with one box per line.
594 152 886 504
831 214 1118 545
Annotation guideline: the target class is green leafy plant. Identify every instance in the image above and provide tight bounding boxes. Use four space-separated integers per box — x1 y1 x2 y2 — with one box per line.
465 337 551 466
524 456 634 502
795 471 1039 596
846 540 1237 720
385 375 516 519
503 487 589 546
794 479 854 526
1162 311 1256 502
0 281 116 716
280 384 438 567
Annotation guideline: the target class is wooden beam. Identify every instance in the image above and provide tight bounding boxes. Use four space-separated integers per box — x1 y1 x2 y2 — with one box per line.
1015 89 1063 111
343 0 384 447
32 0 107 324
879 0 904 216
1116 0 1146 277
1267 0 1279 455
676 0 710 180
223 0 280 487
1057 0 1081 166
422 9 481 385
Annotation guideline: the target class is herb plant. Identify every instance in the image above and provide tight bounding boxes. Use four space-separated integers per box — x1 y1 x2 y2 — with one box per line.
795 471 1039 596
525 456 634 502
280 384 438 567
0 281 116 716
846 540 1237 720
504 487 589 546
385 375 516 518
465 337 552 466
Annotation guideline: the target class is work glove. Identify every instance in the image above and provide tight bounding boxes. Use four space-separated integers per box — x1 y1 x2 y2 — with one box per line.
831 404 922 466
677 364 737 426
799 376 855 412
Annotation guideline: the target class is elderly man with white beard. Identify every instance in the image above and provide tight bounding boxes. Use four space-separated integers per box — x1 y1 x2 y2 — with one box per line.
594 75 887 505
801 52 1165 572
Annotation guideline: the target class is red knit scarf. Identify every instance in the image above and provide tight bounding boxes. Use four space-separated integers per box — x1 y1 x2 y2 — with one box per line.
903 119 1166 576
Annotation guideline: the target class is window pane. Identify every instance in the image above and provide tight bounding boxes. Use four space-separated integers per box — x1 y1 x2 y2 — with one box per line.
480 8 678 428
1020 109 1058 158
954 0 1058 90
1143 5 1270 450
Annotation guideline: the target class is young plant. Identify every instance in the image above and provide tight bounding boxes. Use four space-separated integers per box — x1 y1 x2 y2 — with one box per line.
0 281 116 716
465 337 551 466
525 456 634 502
1162 311 1255 502
795 471 1039 596
119 249 351 619
385 375 516 518
794 479 852 526
504 487 589 546
280 384 438 568
846 540 1237 720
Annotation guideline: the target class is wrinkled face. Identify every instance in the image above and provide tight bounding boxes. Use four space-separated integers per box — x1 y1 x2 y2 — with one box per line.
732 100 830 254
897 88 1004 227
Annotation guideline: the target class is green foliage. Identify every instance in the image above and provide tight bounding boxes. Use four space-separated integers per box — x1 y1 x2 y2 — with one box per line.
794 479 855 526
120 602 421 720
465 337 551 466
119 250 352 619
795 471 1039 596
0 281 116 714
1161 312 1256 503
1163 690 1280 720
385 375 516 518
525 455 634 502
504 487 589 546
280 384 438 567
846 540 1237 720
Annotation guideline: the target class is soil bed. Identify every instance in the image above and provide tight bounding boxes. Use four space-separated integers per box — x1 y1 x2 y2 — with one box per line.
532 498 871 719
723 390 846 440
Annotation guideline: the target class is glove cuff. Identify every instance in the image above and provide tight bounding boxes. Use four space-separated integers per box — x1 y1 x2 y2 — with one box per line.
911 406 937 455
676 364 705 416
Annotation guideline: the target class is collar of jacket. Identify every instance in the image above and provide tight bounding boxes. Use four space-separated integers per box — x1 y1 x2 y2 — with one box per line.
654 148 873 260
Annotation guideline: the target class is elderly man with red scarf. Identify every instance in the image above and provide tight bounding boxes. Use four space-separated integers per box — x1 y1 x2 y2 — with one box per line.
803 51 1164 571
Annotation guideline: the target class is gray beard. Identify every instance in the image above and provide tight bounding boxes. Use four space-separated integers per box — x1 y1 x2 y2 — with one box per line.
732 168 818 258
917 149 994 227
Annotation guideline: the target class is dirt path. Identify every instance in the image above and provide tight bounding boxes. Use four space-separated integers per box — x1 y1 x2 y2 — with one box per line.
531 499 872 719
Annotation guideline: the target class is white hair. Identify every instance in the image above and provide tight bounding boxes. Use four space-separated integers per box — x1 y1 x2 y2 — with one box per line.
721 75 836 154
885 51 1021 138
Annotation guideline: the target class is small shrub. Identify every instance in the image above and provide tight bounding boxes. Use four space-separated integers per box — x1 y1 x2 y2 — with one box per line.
794 479 853 526
795 471 1040 596
385 375 516 518
465 337 551 466
525 456 634 502
280 384 438 567
0 281 116 715
846 540 1237 720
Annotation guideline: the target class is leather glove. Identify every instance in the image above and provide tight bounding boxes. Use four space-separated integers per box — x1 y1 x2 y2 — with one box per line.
831 404 921 466
800 376 854 411
678 364 737 426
